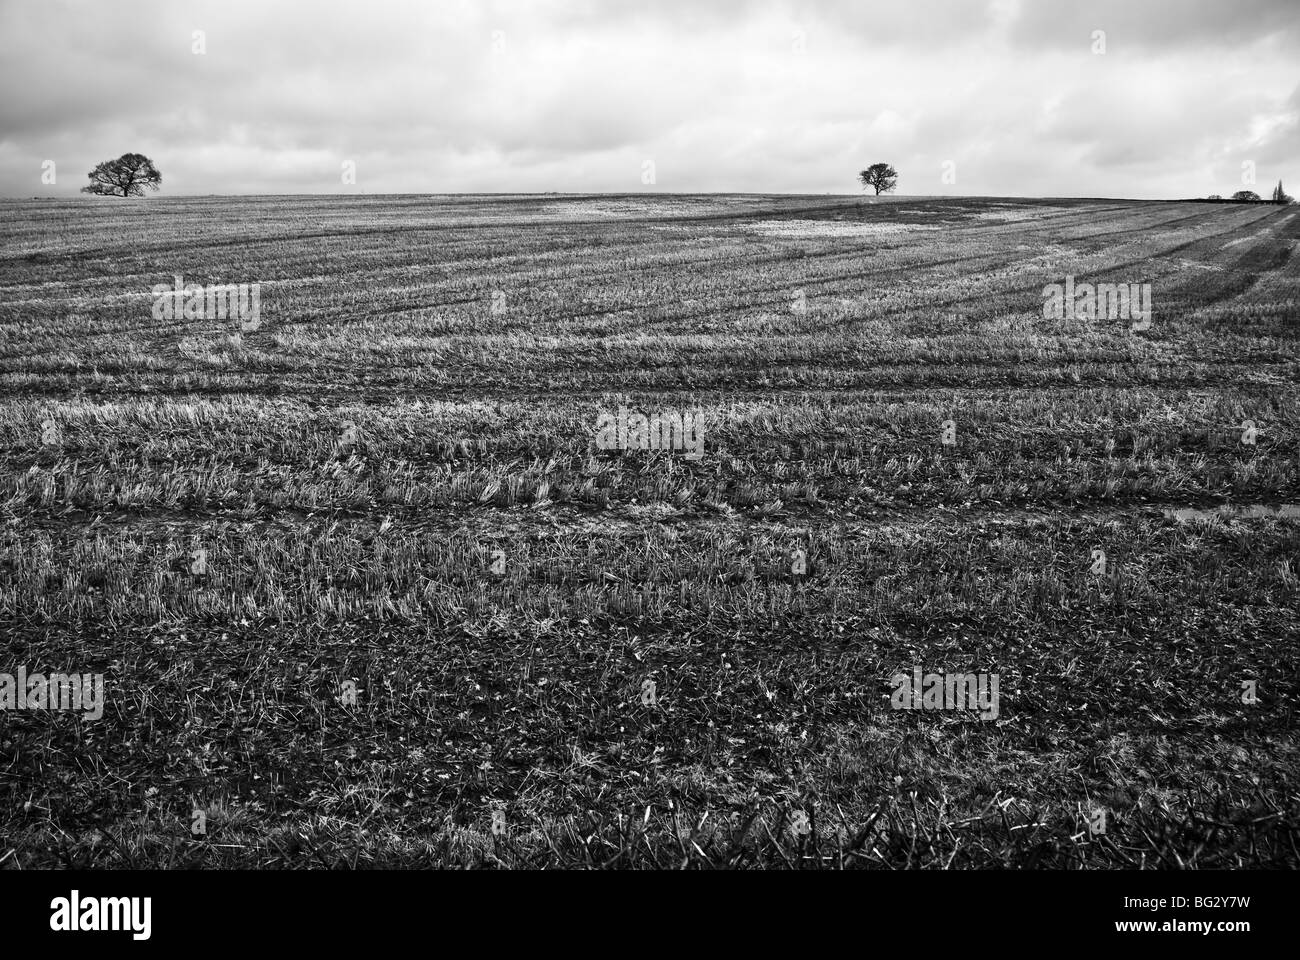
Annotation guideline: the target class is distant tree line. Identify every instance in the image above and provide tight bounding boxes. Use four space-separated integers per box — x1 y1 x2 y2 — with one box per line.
1202 181 1292 204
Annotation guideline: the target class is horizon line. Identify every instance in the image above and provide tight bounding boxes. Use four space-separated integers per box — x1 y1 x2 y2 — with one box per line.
0 191 1257 203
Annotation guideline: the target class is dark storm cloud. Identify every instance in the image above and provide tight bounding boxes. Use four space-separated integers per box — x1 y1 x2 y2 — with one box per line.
1 0 1296 197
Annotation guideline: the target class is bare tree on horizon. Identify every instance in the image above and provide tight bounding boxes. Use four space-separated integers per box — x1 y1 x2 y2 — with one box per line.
81 154 162 198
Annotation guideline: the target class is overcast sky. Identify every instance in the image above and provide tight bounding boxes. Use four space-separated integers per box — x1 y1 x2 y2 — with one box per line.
1 0 1296 198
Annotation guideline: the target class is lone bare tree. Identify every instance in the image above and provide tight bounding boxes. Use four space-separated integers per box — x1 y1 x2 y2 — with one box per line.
1231 189 1261 202
81 154 162 198
858 163 898 196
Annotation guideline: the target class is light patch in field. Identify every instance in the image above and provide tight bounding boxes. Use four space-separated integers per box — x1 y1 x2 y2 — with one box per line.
177 335 248 368
1165 504 1300 522
1220 228 1273 250
549 200 657 219
973 209 1042 222
1174 258 1224 271
547 199 724 220
745 220 938 239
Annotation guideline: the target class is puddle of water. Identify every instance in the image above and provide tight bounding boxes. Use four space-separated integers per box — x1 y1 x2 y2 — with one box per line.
1164 504 1300 521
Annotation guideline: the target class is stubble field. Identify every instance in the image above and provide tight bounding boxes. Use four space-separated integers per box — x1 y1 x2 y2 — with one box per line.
1 193 1297 868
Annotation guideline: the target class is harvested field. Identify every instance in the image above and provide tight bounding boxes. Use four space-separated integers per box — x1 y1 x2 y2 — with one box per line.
1 193 1297 868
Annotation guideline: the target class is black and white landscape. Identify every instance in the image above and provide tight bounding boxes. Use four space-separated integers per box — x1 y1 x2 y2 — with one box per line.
1 0 1297 894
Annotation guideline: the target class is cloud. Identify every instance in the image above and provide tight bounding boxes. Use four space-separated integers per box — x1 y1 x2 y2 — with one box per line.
1 0 1296 197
